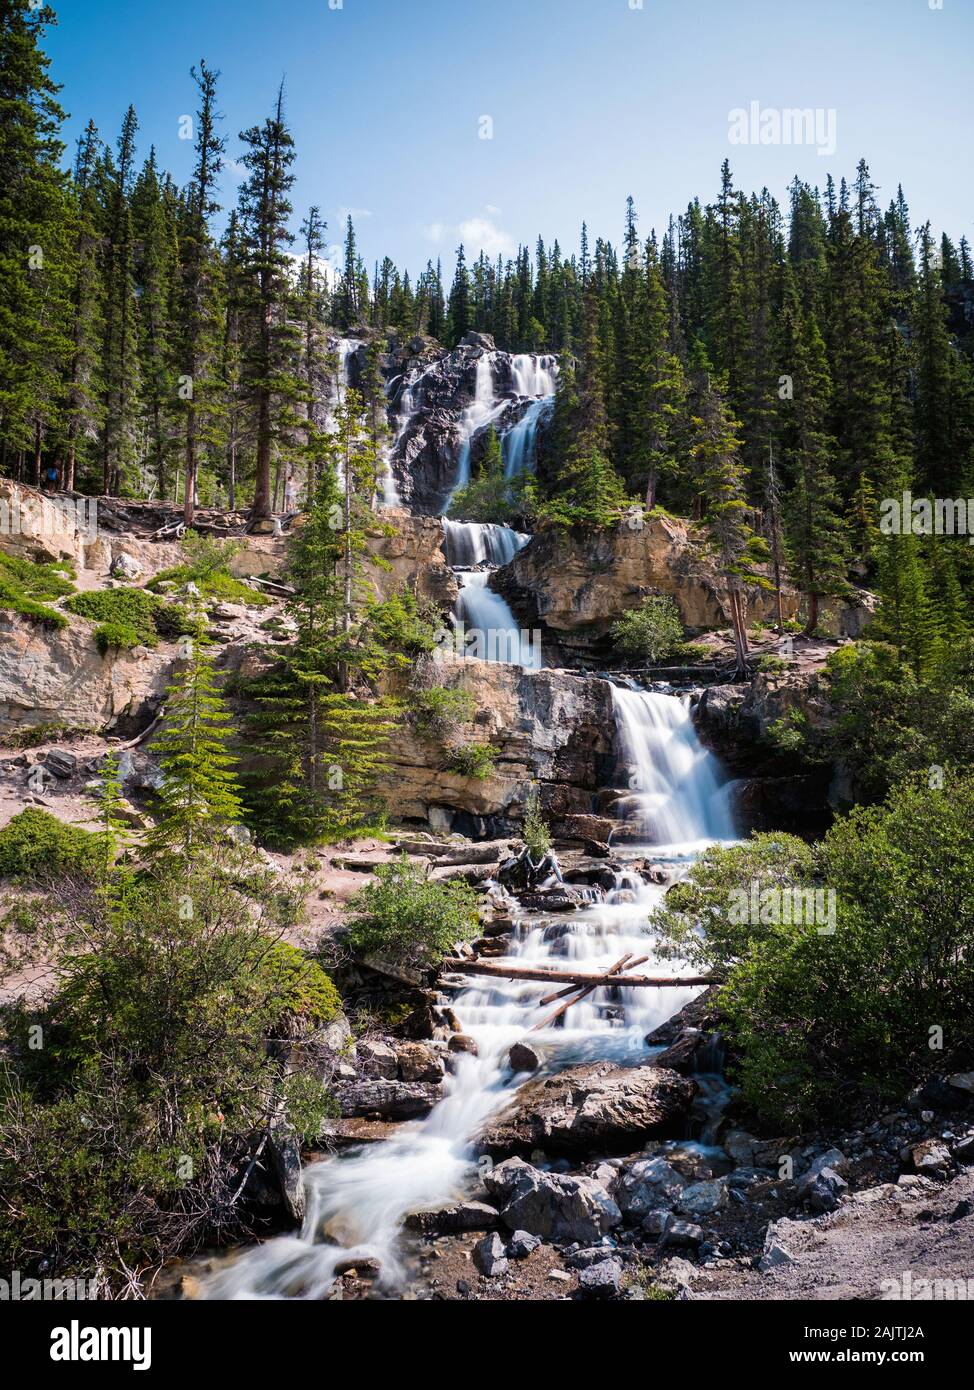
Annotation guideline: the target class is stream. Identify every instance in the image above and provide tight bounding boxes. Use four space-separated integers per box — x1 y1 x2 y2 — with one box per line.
204 679 735 1298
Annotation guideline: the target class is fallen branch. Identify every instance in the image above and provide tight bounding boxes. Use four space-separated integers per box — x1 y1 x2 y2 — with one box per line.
440 958 711 988
532 952 650 1032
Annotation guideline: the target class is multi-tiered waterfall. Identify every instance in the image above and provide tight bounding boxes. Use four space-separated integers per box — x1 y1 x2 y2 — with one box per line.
204 683 735 1299
442 520 540 670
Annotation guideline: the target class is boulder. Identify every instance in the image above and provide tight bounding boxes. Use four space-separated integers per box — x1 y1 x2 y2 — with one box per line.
41 748 77 779
266 1124 304 1224
676 1179 727 1218
357 1039 398 1080
577 1258 624 1299
910 1139 952 1175
473 1232 508 1278
110 552 143 581
805 1167 848 1213
508 1041 541 1074
615 1157 687 1219
396 1041 444 1083
335 1079 441 1120
508 1230 541 1259
405 1201 499 1236
477 1062 695 1159
484 1160 621 1244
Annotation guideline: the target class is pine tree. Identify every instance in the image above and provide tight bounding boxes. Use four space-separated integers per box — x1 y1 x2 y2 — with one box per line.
873 533 941 680
61 120 104 491
147 642 243 863
236 83 300 526
446 244 471 346
100 106 141 495
131 149 177 499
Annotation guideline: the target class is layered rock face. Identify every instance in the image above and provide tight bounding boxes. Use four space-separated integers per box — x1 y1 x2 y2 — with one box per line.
492 514 800 660
380 659 618 835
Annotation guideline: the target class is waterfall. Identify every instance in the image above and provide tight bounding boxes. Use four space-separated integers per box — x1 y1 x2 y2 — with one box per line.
202 685 734 1299
510 353 558 399
444 352 507 513
454 572 541 670
610 686 735 850
442 519 530 568
502 397 554 479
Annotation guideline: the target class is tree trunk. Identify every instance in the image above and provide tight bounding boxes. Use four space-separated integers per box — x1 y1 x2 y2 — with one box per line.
729 588 749 674
804 591 819 636
183 406 197 526
441 958 712 988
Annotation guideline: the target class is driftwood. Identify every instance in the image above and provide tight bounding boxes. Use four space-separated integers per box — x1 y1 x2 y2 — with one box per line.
531 952 651 1032
440 958 711 989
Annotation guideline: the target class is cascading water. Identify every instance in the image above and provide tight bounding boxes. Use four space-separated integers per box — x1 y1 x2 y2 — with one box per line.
442 521 539 670
203 683 735 1300
442 519 530 568
444 353 507 512
502 355 558 480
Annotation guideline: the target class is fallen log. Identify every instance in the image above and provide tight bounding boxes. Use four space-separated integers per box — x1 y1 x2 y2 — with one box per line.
532 952 651 1032
440 958 711 988
537 952 634 1006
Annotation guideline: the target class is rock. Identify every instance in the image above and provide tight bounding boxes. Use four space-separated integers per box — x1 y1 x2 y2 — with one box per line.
676 1179 727 1218
508 1230 541 1259
334 1256 381 1279
653 1029 708 1074
565 1245 618 1269
910 1139 952 1175
615 1158 687 1219
641 1209 671 1236
357 1039 399 1080
488 1161 621 1244
110 552 143 580
657 1256 698 1290
478 1062 695 1159
405 1201 499 1236
577 1258 624 1299
805 1167 848 1213
951 1134 974 1164
797 1147 848 1193
472 1232 508 1278
508 1041 541 1074
547 1269 572 1283
266 1124 304 1224
335 1079 441 1120
226 822 252 846
460 331 496 351
758 1242 794 1272
721 1130 761 1166
661 1220 704 1250
41 748 77 779
316 1117 399 1148
947 1071 974 1096
396 1041 444 1083
448 1034 478 1056
114 797 152 829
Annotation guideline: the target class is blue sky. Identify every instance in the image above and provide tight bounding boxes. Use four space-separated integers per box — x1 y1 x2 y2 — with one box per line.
46 0 973 276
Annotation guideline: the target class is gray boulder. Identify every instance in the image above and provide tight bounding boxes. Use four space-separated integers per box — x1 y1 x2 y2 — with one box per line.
806 1167 848 1213
615 1157 687 1219
578 1258 624 1299
473 1232 508 1278
335 1079 441 1120
508 1230 541 1259
487 1161 621 1244
405 1201 499 1236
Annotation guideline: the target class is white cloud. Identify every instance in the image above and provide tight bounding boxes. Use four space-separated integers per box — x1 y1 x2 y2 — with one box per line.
338 205 373 222
485 203 502 215
457 215 515 259
423 221 445 243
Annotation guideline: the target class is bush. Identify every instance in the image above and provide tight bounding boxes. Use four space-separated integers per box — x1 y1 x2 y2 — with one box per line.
445 741 496 780
0 551 73 629
654 776 974 1127
522 786 551 860
0 850 341 1290
148 531 270 607
65 587 200 653
344 855 479 966
410 684 476 741
610 594 685 662
0 809 108 883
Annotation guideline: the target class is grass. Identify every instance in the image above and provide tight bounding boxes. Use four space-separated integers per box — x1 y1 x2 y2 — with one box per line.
0 552 74 629
64 588 201 654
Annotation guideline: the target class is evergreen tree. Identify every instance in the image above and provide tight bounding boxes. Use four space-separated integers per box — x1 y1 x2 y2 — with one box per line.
446 244 471 346
100 106 141 495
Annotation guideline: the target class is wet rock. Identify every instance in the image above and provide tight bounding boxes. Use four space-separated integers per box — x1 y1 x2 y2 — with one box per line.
478 1062 695 1159
508 1230 541 1259
316 1117 399 1148
334 1256 381 1279
577 1258 624 1299
615 1158 687 1219
405 1201 499 1236
335 1079 441 1120
487 1161 621 1244
508 1041 541 1074
516 886 592 913
396 1041 445 1083
267 1124 304 1224
448 1034 478 1056
473 1232 509 1278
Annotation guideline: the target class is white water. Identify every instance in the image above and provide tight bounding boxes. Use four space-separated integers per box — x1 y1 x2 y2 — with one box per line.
510 353 558 400
204 685 735 1300
454 571 541 671
444 352 507 512
442 519 530 568
503 397 554 479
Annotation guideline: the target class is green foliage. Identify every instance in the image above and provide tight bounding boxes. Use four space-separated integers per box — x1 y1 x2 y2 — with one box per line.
445 742 496 781
147 645 243 862
654 778 974 1126
361 589 440 662
65 586 199 653
610 594 685 662
344 855 478 966
522 786 551 860
409 683 476 741
147 531 270 607
0 551 72 628
447 426 524 524
0 808 108 883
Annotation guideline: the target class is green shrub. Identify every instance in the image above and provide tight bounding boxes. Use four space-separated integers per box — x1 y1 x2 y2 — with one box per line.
410 684 475 740
445 741 497 780
362 589 440 660
345 854 479 966
755 654 788 675
64 587 201 653
0 551 73 628
654 776 974 1127
522 785 551 859
148 531 270 607
610 594 685 662
0 809 108 882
